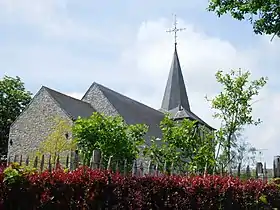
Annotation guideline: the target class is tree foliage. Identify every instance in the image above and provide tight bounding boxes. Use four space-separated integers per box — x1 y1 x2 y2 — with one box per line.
207 0 280 39
0 75 32 155
35 117 76 164
73 112 148 164
143 116 216 174
207 69 267 173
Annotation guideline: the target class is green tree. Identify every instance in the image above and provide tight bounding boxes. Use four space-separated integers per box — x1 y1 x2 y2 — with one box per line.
207 69 267 174
207 0 280 40
35 117 76 164
73 112 148 165
143 116 216 174
0 76 32 155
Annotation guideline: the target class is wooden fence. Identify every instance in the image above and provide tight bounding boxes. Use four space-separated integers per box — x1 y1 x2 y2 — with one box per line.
1 151 273 180
4 150 171 177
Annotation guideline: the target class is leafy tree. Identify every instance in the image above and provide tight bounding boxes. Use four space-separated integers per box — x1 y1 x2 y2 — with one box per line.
35 117 76 164
207 69 267 174
73 112 148 165
0 76 32 156
207 0 280 40
143 116 216 174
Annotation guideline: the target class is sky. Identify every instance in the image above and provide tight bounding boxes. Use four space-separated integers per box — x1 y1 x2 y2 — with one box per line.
1 0 280 167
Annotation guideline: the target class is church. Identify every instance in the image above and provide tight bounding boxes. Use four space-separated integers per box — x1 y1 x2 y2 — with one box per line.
8 38 213 159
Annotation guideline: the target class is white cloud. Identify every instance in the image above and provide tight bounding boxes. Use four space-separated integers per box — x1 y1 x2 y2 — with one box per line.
0 0 103 41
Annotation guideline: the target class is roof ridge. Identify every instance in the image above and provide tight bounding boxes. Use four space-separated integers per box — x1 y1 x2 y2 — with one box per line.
43 86 90 105
95 83 163 115
42 86 95 120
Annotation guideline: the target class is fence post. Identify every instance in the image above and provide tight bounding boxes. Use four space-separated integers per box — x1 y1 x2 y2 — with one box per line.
246 165 250 179
139 161 144 177
40 155 45 172
70 150 78 170
237 163 241 178
273 156 280 178
25 156 29 166
19 155 23 166
72 150 79 170
70 150 76 171
264 162 267 182
7 156 11 166
82 153 86 167
155 163 159 177
116 161 119 173
13 155 18 163
56 155 60 169
124 159 127 176
90 151 94 169
170 162 174 176
66 154 69 169
204 162 208 178
163 161 167 174
33 156 38 169
90 150 101 169
147 160 152 175
107 156 112 170
48 155 52 172
132 160 137 176
99 156 103 170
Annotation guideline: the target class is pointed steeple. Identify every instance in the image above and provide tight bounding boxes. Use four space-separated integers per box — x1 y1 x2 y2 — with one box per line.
161 44 190 111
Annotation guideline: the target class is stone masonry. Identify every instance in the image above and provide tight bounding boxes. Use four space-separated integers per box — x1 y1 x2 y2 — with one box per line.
8 87 73 159
82 83 119 117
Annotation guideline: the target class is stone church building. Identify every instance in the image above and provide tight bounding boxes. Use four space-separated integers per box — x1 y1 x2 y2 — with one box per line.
8 44 213 159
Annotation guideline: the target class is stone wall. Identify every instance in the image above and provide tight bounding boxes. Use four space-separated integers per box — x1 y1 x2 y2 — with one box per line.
8 87 73 159
82 83 119 116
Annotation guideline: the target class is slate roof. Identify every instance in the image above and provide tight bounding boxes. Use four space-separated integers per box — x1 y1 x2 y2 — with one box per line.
161 45 191 112
43 86 96 120
160 44 214 130
168 106 214 130
94 83 165 140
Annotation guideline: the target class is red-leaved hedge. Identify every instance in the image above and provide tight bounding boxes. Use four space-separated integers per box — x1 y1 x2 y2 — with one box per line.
0 165 280 210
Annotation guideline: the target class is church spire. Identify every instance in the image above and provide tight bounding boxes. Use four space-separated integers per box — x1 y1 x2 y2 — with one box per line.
161 15 190 112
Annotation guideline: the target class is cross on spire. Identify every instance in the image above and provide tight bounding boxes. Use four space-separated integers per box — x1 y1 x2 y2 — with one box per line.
166 14 186 46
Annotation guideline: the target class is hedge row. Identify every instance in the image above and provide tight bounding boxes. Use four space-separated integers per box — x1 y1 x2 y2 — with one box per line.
0 164 280 210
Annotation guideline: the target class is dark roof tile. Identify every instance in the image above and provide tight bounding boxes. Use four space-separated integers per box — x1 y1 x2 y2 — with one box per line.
94 83 164 140
168 106 214 130
161 45 191 112
43 86 95 120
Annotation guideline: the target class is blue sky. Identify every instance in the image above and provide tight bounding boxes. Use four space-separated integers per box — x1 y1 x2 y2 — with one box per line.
1 0 280 167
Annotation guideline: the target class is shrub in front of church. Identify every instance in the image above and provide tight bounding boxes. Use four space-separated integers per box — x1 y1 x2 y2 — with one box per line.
0 167 280 209
73 113 148 165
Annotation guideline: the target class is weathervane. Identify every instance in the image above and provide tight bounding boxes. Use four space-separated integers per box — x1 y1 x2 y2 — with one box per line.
166 14 186 46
